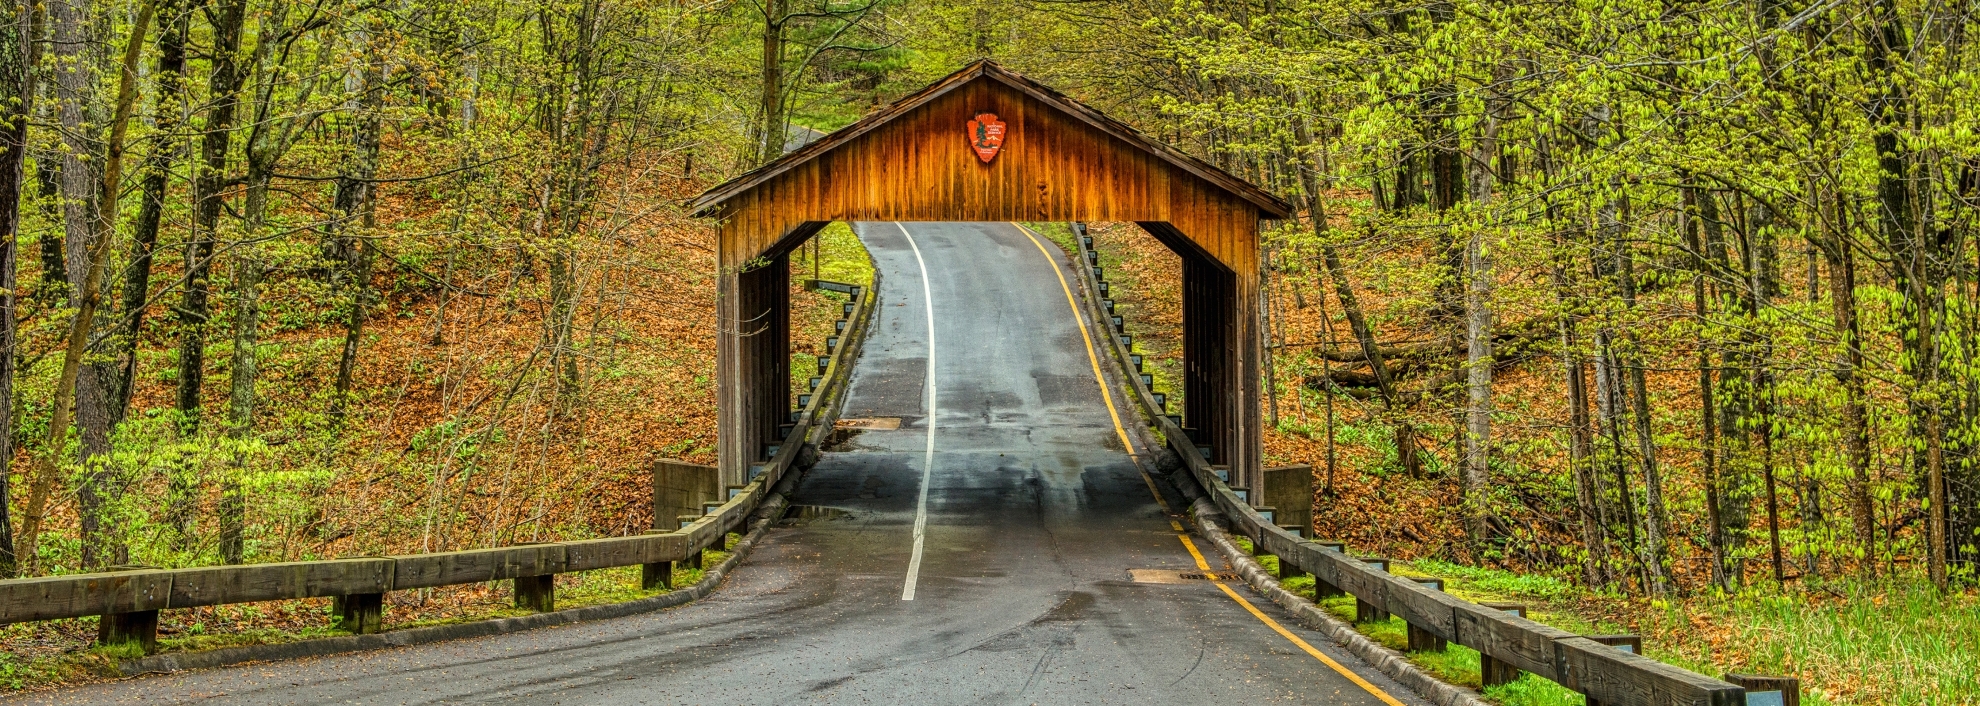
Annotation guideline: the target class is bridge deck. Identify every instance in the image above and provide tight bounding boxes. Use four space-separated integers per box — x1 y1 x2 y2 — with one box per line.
20 222 1423 706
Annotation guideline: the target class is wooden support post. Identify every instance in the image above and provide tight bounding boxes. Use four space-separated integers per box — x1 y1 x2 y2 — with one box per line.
1315 578 1344 599
641 560 675 591
333 593 385 634
96 565 159 654
1355 556 1391 621
1481 652 1522 688
1279 557 1307 580
1406 577 1447 652
688 548 705 570
1311 541 1345 598
1479 602 1528 687
1355 597 1388 623
1585 634 1642 654
1406 622 1446 653
514 575 555 612
97 609 159 654
1724 674 1800 706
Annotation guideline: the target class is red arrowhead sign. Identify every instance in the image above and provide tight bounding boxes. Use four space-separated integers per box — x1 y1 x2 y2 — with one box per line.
967 113 1006 163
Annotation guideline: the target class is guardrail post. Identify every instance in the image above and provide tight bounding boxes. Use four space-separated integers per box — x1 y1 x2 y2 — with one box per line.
98 609 159 654
95 565 159 654
1278 550 1308 579
1724 674 1800 706
1354 597 1385 622
1405 578 1447 652
514 575 555 612
639 529 675 590
1479 602 1528 687
333 593 385 634
1313 541 1346 598
1406 622 1444 652
642 560 675 590
1355 558 1390 623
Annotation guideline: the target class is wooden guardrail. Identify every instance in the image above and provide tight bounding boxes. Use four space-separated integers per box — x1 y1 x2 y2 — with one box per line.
0 271 882 654
1060 222 1786 706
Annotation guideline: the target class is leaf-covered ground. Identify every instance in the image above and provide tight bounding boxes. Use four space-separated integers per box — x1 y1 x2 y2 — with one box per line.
0 154 870 692
1091 218 1980 705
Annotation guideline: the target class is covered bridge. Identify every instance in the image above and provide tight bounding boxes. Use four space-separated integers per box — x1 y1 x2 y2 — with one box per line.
691 60 1292 494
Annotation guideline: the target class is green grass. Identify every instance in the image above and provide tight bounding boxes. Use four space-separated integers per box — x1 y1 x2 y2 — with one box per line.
1024 221 1080 254
1301 574 1588 705
1652 580 1977 705
1232 535 1638 705
1409 558 1577 602
800 222 875 286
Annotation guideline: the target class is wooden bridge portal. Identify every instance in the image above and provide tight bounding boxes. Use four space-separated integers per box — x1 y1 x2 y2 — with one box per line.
690 60 1292 495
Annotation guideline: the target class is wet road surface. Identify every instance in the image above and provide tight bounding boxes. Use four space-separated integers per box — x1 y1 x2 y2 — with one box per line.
18 222 1426 705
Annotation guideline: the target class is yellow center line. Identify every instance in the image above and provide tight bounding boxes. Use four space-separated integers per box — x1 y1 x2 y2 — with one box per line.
1015 223 1406 706
1211 581 1410 706
1178 533 1215 572
1014 224 1136 456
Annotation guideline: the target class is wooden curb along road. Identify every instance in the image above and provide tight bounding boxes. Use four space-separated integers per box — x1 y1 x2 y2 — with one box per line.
1054 222 1759 706
0 267 883 676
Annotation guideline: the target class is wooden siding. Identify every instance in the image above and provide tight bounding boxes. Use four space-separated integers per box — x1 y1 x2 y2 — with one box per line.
711 78 1262 279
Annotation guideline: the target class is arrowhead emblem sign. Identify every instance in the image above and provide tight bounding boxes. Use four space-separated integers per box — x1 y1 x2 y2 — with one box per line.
967 113 1006 163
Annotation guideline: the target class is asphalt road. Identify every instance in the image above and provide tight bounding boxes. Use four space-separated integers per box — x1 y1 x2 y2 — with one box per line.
19 222 1427 705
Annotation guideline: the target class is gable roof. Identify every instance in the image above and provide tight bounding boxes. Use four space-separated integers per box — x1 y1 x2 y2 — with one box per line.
689 60 1294 219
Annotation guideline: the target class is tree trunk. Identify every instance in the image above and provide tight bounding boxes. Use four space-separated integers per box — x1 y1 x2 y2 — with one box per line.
756 0 785 165
1319 239 1419 475
1460 74 1504 545
541 0 606 413
110 0 188 422
1822 237 1877 575
1698 188 1753 584
1742 204 1786 584
329 50 385 427
0 0 30 577
1685 186 1732 590
1860 0 1944 586
219 168 270 566
1262 243 1281 428
176 0 246 434
548 240 581 407
1461 228 1493 543
1555 265 1608 587
25 0 103 569
18 0 154 571
223 50 314 555
31 153 64 303
1613 237 1670 595
1593 337 1646 588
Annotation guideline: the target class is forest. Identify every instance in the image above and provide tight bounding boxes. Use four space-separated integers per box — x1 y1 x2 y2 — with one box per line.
0 0 1975 697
